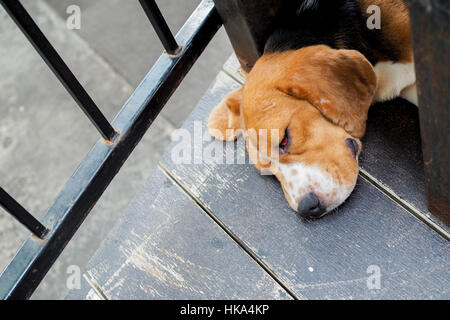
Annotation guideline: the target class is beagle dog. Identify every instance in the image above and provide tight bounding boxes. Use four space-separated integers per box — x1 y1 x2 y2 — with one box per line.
208 0 417 218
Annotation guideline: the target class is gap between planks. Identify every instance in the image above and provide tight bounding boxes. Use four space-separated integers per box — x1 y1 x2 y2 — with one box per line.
83 272 109 300
359 170 450 241
157 162 301 300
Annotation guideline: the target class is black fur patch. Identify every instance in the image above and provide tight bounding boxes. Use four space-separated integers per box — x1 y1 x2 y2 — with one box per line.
264 0 403 64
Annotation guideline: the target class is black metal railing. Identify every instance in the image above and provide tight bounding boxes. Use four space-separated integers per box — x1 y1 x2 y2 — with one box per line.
0 0 221 299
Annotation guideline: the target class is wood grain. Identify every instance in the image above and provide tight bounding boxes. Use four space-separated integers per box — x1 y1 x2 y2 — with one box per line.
76 167 291 300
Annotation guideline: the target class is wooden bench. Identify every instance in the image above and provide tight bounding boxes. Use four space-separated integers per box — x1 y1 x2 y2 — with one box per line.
66 56 449 300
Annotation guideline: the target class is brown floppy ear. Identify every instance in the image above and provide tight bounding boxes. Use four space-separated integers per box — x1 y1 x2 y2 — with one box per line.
208 87 243 141
277 45 377 138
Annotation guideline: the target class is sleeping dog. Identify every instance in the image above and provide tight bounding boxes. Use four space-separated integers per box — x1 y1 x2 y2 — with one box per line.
208 0 417 218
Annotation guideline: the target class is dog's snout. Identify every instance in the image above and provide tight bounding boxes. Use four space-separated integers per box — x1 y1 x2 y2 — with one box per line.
297 192 326 218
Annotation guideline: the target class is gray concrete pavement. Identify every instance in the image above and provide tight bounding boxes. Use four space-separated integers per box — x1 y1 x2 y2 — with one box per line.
45 0 233 126
0 0 232 299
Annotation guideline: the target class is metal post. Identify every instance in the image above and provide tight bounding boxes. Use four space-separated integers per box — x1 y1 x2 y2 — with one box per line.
407 0 449 226
213 0 284 72
0 187 48 239
0 0 221 299
139 0 181 55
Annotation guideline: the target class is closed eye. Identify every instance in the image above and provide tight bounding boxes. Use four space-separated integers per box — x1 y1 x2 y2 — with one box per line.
346 138 359 158
279 127 289 154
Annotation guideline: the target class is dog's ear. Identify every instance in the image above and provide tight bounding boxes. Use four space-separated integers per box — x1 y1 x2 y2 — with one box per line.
277 45 377 138
208 87 243 141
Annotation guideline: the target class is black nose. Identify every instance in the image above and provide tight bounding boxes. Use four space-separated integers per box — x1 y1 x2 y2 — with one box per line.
297 192 326 218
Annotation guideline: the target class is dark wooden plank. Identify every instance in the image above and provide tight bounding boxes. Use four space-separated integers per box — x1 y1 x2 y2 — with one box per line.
223 55 450 232
362 101 425 211
79 167 291 300
213 0 283 72
160 71 450 299
407 0 450 226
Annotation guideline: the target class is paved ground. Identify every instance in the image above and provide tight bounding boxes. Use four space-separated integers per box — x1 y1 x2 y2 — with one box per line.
0 0 232 299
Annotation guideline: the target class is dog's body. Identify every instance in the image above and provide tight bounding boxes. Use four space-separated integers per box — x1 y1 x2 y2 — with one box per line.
266 0 417 105
208 0 417 217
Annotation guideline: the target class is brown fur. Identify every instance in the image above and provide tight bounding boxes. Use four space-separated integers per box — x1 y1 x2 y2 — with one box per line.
271 46 378 138
209 45 372 187
208 0 413 213
359 0 413 63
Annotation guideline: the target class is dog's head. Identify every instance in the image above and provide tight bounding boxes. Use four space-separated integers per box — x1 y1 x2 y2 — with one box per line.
208 45 377 218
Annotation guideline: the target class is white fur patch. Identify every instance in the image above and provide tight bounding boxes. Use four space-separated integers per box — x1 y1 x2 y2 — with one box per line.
400 83 418 106
276 161 354 213
373 61 417 104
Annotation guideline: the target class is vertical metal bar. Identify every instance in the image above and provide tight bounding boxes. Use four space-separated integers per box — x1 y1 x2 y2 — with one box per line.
0 0 116 141
407 0 449 226
213 0 284 72
0 187 48 239
139 0 181 55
